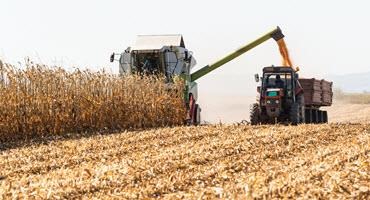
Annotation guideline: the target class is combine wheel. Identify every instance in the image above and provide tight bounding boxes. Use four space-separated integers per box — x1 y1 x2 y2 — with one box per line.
193 104 201 125
187 94 201 126
186 94 196 125
250 103 261 125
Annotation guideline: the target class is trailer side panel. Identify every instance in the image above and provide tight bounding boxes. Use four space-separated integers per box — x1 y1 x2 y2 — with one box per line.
299 78 333 107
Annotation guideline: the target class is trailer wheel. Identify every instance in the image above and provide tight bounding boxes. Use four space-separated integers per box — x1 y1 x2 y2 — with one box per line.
323 111 328 123
289 102 300 125
312 109 318 123
318 111 323 123
250 103 261 125
305 109 312 123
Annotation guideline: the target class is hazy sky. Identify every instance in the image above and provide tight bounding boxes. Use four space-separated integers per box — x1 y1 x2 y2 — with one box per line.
1 0 369 122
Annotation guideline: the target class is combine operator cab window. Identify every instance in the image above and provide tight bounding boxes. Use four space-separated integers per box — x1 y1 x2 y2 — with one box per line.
132 52 164 75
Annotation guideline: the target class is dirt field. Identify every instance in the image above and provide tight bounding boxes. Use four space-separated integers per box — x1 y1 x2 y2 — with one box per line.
1 124 369 199
325 101 370 123
201 95 370 124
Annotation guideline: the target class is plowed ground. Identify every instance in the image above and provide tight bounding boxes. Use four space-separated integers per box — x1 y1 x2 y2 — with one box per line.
1 124 369 199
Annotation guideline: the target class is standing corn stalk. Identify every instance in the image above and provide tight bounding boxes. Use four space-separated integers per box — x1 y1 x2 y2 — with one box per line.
0 60 186 141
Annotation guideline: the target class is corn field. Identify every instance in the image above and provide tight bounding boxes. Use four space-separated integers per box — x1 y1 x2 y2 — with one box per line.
0 124 369 199
0 60 186 141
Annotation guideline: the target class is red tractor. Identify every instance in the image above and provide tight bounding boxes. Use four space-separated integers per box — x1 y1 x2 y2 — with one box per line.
251 66 332 125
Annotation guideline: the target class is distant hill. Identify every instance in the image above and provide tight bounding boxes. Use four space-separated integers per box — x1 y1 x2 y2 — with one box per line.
328 72 370 93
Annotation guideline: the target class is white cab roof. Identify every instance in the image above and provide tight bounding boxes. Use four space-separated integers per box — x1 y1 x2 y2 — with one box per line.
132 34 185 50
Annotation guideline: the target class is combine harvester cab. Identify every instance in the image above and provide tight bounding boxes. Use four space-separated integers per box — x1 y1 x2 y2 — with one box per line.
110 35 201 125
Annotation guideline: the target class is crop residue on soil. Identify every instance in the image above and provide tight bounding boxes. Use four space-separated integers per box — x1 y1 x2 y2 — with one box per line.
0 124 369 199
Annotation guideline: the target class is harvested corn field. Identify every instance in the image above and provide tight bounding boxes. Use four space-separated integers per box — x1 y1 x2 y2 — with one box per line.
1 124 369 199
0 60 186 141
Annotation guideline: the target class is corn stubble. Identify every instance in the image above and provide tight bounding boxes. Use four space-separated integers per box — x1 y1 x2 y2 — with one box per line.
0 60 186 141
0 124 369 199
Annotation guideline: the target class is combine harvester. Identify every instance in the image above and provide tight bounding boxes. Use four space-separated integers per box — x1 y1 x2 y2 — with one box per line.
111 27 332 125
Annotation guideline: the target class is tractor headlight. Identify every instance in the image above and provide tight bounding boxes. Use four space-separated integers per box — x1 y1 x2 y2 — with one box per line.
267 100 271 104
275 100 280 104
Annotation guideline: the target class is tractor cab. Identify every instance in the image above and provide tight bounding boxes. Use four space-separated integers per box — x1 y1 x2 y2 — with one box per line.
260 66 297 96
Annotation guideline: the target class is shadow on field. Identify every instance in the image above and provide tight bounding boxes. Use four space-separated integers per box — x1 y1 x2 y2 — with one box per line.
0 130 114 152
0 126 173 152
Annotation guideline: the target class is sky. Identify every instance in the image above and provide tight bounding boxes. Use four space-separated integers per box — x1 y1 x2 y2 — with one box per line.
1 0 369 122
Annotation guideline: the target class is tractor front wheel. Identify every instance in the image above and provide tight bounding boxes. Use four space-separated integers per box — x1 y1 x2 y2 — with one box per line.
289 102 300 125
250 103 262 125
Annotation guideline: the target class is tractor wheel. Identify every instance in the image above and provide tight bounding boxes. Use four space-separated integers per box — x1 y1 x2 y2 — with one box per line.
297 95 306 123
289 102 300 125
250 103 261 125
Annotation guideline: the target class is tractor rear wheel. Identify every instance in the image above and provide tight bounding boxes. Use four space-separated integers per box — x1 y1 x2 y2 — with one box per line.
297 95 306 123
289 102 300 125
250 103 261 125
